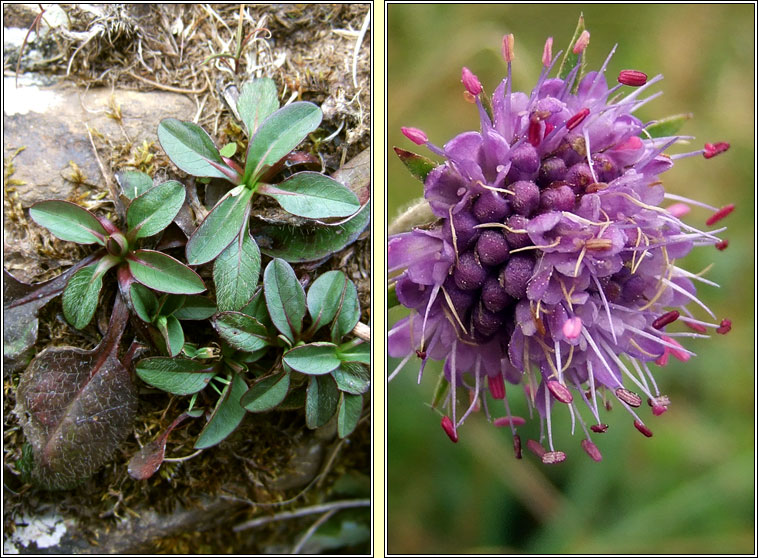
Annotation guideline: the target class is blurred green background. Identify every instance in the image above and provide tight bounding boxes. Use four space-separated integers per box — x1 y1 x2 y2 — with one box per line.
387 4 755 555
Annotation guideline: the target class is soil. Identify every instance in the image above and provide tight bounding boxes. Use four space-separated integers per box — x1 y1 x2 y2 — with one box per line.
3 4 371 554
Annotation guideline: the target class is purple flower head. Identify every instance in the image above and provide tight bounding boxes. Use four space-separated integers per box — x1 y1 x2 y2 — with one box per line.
389 29 734 464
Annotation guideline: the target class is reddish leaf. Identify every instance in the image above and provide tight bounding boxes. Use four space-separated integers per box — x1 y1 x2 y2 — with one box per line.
14 296 137 490
127 410 200 480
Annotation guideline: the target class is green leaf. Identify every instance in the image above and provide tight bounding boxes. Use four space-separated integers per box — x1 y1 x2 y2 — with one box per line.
306 375 339 429
157 118 239 181
211 312 270 353
186 186 254 265
135 357 216 395
387 282 399 308
116 169 154 200
278 387 306 410
157 315 184 357
332 362 370 395
172 296 216 320
126 180 186 239
240 370 290 412
307 271 348 330
194 372 248 449
263 258 306 343
213 224 261 312
557 14 587 82
645 113 693 138
283 342 341 375
331 277 360 343
337 393 363 438
237 78 279 135
30 201 107 245
157 294 186 317
393 147 438 183
219 142 237 158
243 102 322 185
240 289 270 324
62 263 105 329
337 341 369 364
257 202 370 263
259 172 360 219
127 250 206 294
130 283 159 322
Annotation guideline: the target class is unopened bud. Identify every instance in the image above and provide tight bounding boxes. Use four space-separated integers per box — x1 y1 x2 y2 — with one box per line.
461 66 482 96
572 30 590 54
502 33 515 62
542 37 553 67
401 126 428 145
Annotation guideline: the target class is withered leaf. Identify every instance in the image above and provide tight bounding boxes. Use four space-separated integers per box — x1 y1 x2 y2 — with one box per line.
14 295 137 490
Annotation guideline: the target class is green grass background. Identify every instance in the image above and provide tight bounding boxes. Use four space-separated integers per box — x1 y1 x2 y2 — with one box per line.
387 4 755 554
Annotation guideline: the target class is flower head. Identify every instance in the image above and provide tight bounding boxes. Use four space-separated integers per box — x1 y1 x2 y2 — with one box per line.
390 29 733 464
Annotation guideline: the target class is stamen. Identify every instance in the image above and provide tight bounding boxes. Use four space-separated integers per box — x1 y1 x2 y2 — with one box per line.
494 416 526 427
488 374 506 399
572 30 590 54
542 451 567 464
703 142 730 159
526 439 545 458
717 319 732 334
502 33 515 62
683 320 708 334
528 117 542 146
581 439 603 462
566 108 590 130
547 380 573 404
591 423 609 433
652 310 680 330
615 387 642 407
513 434 522 459
441 416 458 442
633 420 653 438
401 126 427 145
618 69 648 86
705 204 735 226
666 202 691 217
716 239 729 251
461 66 483 96
542 37 553 66
661 335 691 362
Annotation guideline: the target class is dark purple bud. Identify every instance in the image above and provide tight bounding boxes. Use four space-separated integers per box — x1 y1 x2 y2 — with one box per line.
473 304 504 337
592 152 619 182
476 230 510 266
445 210 480 251
504 215 531 249
473 192 509 222
454 251 487 290
510 144 540 174
500 254 534 299
481 276 513 313
565 163 594 194
538 157 567 186
652 310 679 330
510 180 540 216
443 276 476 315
539 185 575 212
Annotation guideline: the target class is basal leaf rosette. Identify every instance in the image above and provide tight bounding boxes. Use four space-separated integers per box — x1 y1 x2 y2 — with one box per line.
389 30 734 463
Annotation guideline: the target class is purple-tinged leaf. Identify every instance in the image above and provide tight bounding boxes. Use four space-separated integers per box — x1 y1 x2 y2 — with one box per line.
211 312 270 353
185 186 254 265
244 102 322 185
237 78 279 136
337 392 363 438
13 296 137 490
127 250 206 295
129 282 159 322
240 370 290 412
332 148 370 205
127 410 199 480
331 362 370 395
213 224 261 312
194 372 248 449
256 202 370 263
126 180 186 239
263 258 305 343
305 374 339 429
158 118 240 182
135 357 217 395
29 200 107 245
258 172 360 219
